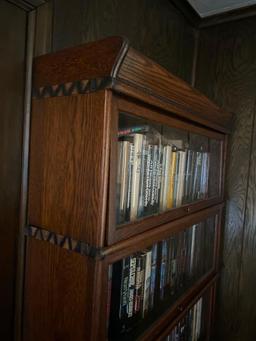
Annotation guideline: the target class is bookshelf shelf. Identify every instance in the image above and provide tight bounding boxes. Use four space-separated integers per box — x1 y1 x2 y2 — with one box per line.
23 36 231 341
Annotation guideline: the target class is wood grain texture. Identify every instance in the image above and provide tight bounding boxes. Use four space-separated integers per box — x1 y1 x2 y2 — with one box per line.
53 0 196 84
104 204 223 263
28 91 110 247
195 17 256 341
23 237 95 341
33 36 126 88
118 48 231 132
33 33 231 132
239 104 256 340
34 0 53 57
0 2 26 339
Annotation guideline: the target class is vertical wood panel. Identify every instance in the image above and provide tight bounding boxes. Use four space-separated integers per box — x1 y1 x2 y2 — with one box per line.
23 238 95 341
195 18 256 340
28 92 109 246
239 104 256 340
52 0 196 83
0 2 26 339
34 0 53 56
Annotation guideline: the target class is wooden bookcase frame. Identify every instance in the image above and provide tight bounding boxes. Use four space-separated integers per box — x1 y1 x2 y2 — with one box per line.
108 94 225 244
23 36 232 341
95 205 223 340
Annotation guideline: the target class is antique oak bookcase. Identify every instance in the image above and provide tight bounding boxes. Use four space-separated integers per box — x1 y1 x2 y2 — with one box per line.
23 37 231 341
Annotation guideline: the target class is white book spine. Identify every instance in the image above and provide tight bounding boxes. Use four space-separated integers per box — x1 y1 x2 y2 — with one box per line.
130 134 144 221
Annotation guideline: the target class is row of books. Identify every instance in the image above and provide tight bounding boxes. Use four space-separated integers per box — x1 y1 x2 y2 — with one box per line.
108 219 214 337
117 128 210 224
165 297 204 341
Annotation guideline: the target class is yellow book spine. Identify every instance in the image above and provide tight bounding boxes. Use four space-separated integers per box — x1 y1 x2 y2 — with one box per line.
167 151 176 209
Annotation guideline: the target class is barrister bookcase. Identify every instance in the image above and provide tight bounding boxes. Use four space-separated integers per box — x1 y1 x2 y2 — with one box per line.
23 36 231 341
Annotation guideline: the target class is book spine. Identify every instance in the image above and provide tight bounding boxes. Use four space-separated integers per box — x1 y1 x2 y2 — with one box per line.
106 264 113 330
133 255 143 314
149 243 158 310
160 239 168 300
118 125 149 137
189 151 196 202
167 149 177 209
126 144 134 221
177 150 187 207
116 142 123 224
150 145 158 211
170 237 177 296
172 150 180 208
127 256 137 318
138 136 147 218
130 134 144 221
119 257 130 320
196 297 203 339
119 141 130 223
142 250 152 317
162 147 168 211
155 144 163 211
159 146 167 211
144 145 153 215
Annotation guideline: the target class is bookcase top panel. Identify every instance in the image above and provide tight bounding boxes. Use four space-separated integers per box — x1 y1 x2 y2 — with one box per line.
33 36 232 133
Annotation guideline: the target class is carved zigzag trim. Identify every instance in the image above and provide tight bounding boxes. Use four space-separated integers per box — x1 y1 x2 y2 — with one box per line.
33 77 112 99
25 225 103 259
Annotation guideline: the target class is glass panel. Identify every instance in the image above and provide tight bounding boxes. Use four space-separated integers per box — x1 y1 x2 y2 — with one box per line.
107 215 216 340
116 112 222 226
164 290 211 341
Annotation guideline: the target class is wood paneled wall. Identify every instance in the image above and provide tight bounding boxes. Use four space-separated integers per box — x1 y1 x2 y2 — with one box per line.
52 0 197 83
0 1 26 339
195 17 256 341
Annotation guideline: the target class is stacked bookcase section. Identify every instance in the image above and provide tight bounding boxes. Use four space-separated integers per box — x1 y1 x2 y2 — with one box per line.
23 37 231 341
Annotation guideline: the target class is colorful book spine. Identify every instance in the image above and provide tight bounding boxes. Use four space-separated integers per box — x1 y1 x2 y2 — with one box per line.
127 256 137 318
144 144 152 212
142 249 152 317
118 125 150 137
149 244 158 310
160 240 168 300
167 148 177 209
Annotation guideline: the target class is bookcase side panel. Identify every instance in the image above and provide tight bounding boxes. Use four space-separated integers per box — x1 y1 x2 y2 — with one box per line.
23 238 95 341
28 91 110 246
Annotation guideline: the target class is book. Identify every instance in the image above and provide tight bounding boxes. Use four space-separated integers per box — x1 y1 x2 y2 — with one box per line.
138 137 148 218
176 150 187 207
119 257 130 319
160 145 171 211
149 243 158 310
126 143 134 220
130 134 144 221
106 265 113 329
118 125 150 137
119 141 130 222
133 254 144 314
142 249 152 317
127 256 137 318
144 144 153 216
160 239 168 300
167 148 177 209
